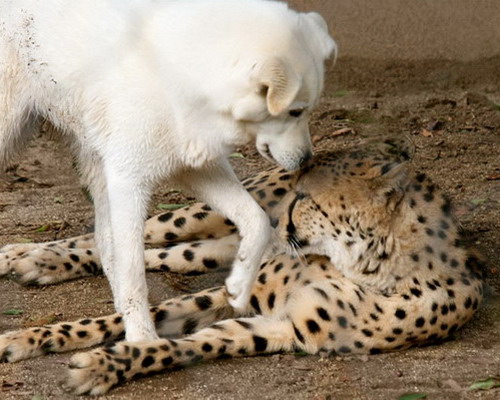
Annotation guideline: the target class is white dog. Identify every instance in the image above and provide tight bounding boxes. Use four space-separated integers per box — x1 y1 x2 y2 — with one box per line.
0 0 336 342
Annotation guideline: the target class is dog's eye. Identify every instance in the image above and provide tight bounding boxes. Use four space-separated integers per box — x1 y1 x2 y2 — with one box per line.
289 109 303 118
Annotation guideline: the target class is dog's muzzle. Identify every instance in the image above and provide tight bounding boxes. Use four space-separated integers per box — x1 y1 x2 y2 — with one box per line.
298 151 313 166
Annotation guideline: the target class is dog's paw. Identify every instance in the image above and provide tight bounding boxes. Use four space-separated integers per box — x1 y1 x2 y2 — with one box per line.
225 270 253 312
0 330 46 362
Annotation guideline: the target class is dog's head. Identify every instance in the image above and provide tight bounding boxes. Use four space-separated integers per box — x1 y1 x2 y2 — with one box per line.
231 11 336 171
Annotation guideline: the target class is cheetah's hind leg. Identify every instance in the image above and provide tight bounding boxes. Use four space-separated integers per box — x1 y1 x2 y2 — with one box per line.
144 234 240 275
1 233 239 286
0 200 237 285
145 202 237 245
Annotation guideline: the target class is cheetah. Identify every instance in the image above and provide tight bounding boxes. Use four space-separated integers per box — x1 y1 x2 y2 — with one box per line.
0 136 486 395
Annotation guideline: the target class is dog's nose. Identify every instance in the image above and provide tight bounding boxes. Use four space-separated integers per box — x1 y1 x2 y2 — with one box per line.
298 151 313 167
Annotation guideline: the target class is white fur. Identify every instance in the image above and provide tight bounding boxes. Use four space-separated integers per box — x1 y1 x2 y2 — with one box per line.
0 0 335 341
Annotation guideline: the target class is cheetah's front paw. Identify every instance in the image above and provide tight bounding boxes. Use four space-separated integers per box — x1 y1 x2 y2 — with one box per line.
67 340 172 395
66 342 149 395
66 349 120 395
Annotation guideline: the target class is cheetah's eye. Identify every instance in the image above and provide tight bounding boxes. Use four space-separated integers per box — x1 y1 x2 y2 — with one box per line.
289 109 304 118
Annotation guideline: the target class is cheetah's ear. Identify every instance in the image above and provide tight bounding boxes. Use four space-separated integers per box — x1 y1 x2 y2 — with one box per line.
362 135 416 163
370 162 411 212
257 57 302 116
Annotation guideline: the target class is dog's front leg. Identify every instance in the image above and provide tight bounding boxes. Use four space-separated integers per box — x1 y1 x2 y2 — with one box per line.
178 160 270 311
78 153 119 297
103 168 159 342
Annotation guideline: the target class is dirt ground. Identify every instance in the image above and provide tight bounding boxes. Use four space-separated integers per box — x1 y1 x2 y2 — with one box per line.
0 57 499 399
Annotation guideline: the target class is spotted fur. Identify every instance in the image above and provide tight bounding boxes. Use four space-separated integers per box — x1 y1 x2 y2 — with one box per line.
0 137 486 395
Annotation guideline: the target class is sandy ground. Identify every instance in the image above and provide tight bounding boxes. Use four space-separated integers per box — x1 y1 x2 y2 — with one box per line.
0 57 499 399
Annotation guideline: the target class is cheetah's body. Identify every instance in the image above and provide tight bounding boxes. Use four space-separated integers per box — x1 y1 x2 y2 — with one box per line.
0 137 486 394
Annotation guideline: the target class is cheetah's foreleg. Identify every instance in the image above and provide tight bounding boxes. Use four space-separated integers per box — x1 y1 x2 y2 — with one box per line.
67 317 296 395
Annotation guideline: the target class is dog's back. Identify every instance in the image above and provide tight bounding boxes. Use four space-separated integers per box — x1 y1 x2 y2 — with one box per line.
0 1 141 163
0 0 334 166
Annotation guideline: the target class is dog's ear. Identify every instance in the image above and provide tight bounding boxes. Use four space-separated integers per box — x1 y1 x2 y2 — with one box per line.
302 12 337 61
258 57 302 116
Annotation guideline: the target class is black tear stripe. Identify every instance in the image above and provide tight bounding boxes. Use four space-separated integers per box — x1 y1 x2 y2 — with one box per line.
286 193 306 235
286 192 311 248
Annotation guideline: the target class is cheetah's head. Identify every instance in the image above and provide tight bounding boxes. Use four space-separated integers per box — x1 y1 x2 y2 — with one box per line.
276 136 415 268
